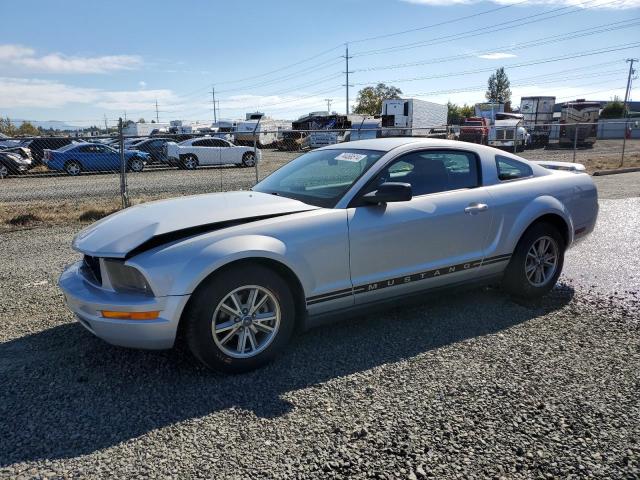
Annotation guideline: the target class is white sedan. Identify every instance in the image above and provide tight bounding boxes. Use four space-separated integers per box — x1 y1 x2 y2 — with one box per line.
59 138 598 373
164 137 261 169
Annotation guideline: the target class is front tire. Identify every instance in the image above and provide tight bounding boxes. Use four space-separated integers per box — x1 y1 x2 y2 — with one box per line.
185 264 295 373
128 157 145 172
242 151 256 167
502 222 565 299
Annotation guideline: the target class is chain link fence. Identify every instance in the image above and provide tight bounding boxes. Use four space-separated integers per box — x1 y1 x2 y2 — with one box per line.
1 121 638 225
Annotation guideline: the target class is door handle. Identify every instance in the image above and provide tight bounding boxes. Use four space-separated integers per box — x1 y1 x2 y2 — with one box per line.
464 203 489 214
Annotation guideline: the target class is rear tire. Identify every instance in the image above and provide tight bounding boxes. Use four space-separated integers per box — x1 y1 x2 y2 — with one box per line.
181 155 198 170
242 151 256 167
502 222 565 299
185 264 295 373
64 160 82 176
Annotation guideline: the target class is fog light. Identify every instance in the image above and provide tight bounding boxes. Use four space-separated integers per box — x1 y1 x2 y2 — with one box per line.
101 310 160 320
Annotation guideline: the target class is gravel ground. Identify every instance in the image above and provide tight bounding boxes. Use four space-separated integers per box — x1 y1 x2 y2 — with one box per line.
0 192 638 479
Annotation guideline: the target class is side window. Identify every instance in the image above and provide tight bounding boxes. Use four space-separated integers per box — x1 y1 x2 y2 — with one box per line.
376 150 479 196
212 139 228 147
192 139 211 147
495 155 533 181
78 145 93 153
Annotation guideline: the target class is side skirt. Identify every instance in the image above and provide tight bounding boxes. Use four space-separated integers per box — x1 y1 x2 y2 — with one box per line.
301 273 504 331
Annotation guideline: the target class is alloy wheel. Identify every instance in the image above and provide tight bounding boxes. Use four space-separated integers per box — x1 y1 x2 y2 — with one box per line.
66 161 81 176
212 285 281 358
0 164 8 179
525 235 558 287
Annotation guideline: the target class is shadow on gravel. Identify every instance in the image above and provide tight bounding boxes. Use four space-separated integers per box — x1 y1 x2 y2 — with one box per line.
0 284 573 465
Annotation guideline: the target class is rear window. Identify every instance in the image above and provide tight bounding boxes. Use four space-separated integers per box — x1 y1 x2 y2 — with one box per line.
496 155 533 181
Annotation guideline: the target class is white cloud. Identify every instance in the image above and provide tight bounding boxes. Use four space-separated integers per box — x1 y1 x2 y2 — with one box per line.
139 81 147 88
0 44 142 74
477 52 518 60
0 44 34 60
0 77 176 111
403 0 640 8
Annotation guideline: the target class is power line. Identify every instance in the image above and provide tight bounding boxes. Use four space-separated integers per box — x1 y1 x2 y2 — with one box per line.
350 42 640 86
347 0 530 44
352 0 622 57
352 17 640 73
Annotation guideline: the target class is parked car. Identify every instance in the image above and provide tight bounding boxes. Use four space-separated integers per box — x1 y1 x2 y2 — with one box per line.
0 150 32 178
128 137 172 163
19 137 75 164
164 137 261 169
59 138 598 373
2 146 33 165
44 142 149 176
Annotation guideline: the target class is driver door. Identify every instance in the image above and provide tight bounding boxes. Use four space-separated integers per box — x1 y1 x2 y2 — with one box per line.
347 149 495 305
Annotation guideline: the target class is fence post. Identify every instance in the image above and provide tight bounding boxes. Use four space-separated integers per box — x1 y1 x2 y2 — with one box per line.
253 137 259 184
620 119 628 167
572 125 578 163
513 126 518 154
118 118 129 209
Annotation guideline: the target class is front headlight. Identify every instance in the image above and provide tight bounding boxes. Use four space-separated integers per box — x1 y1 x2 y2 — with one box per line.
103 259 154 296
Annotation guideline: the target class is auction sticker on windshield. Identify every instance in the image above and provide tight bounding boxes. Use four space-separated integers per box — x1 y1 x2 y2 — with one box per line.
335 152 368 162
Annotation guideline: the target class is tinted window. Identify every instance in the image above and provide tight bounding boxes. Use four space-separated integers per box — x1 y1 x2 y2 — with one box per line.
192 139 216 147
496 155 533 181
212 139 229 147
375 150 479 196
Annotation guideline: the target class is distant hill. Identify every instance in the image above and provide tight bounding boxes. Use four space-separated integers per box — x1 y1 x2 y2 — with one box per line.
11 119 84 131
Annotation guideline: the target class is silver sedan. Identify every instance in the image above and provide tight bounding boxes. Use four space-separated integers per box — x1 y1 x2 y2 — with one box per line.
59 138 598 372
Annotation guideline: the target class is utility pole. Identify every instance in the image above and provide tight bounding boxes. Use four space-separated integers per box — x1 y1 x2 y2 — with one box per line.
103 114 108 134
324 98 333 113
342 43 353 115
211 86 218 124
155 99 160 123
621 58 637 166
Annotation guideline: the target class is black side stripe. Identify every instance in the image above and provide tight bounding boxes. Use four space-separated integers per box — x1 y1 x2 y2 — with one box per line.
306 254 512 305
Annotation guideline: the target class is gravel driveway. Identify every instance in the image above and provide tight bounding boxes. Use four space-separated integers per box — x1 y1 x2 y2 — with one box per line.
0 196 638 479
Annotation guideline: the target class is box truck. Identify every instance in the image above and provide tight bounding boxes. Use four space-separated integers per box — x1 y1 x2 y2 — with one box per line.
380 98 447 137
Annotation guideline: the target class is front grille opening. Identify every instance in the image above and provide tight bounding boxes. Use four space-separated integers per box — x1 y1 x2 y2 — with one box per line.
81 255 102 285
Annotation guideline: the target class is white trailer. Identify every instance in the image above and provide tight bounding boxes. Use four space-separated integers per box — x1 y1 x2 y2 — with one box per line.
234 115 291 147
380 98 447 137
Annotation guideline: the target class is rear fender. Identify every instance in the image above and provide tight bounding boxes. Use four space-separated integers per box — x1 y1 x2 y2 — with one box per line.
497 195 574 254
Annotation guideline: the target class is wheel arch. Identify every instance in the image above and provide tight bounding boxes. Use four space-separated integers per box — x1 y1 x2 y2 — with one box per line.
508 195 572 247
176 256 307 343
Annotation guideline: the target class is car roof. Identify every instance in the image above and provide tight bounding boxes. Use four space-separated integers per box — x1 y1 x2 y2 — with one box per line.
319 137 481 153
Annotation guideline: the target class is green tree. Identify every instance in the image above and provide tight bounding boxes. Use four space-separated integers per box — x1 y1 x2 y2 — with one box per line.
353 83 402 116
485 67 512 104
447 102 476 124
460 104 475 118
0 116 17 136
138 118 146 123
600 96 625 119
17 121 39 136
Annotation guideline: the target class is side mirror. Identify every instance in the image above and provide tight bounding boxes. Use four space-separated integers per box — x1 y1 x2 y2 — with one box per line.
363 182 412 204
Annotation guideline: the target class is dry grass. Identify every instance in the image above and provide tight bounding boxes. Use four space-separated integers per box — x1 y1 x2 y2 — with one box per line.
0 199 122 232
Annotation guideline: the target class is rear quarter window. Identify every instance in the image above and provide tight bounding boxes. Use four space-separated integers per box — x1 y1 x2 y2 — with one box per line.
496 155 533 181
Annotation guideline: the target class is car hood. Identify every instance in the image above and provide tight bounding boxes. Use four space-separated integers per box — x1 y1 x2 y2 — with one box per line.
73 191 319 258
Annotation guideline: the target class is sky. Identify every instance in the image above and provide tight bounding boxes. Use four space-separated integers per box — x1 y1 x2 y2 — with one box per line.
1 0 639 127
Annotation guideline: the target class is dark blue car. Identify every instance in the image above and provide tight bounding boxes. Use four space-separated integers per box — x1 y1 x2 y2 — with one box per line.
44 142 149 176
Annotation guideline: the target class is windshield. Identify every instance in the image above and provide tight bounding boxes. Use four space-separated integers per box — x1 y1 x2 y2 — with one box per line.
464 121 482 126
253 148 384 208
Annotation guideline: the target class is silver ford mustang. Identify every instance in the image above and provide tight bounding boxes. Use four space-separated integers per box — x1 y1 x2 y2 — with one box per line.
59 138 598 372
